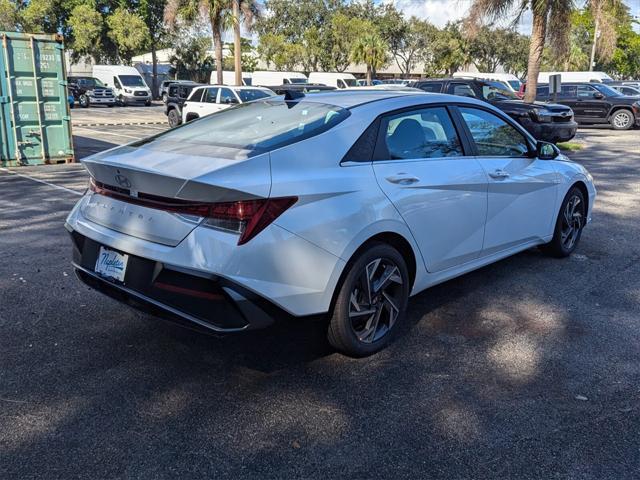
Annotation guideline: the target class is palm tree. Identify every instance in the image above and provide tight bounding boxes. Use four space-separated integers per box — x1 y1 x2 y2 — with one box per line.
166 0 258 86
351 33 387 85
468 0 574 103
231 0 259 85
586 0 626 70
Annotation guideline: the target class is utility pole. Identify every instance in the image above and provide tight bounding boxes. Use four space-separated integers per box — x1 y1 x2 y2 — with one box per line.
233 0 242 86
589 2 601 72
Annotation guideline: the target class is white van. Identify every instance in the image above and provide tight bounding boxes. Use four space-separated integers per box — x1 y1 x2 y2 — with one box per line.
453 72 522 93
93 65 152 106
308 72 357 89
210 71 253 86
538 71 614 84
251 71 308 87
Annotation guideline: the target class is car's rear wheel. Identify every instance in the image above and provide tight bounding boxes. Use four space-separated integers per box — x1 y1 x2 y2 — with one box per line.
610 109 634 130
328 243 409 357
167 109 181 128
541 186 586 258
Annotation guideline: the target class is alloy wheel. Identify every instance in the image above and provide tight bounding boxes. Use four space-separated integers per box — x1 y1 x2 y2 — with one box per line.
613 112 631 129
348 258 404 344
561 194 584 250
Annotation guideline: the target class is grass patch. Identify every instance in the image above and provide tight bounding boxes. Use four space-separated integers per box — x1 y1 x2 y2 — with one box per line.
557 142 584 152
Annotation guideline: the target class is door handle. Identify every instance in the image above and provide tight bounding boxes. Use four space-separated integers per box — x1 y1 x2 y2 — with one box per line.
386 174 420 185
488 169 510 179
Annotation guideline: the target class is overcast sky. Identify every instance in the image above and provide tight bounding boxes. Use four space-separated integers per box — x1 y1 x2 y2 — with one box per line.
378 0 640 33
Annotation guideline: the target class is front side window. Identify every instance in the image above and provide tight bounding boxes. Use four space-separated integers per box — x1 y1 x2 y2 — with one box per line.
113 77 122 89
459 107 529 157
481 81 517 100
288 78 308 84
577 85 597 98
382 107 463 160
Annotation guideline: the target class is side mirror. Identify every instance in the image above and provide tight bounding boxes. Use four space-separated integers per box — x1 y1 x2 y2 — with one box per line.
593 92 605 99
537 141 559 160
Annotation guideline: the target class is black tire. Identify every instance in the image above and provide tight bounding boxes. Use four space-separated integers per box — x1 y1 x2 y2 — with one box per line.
167 109 181 128
107 104 114 108
145 100 152 106
118 95 126 107
541 186 586 258
610 109 634 130
328 243 410 357
79 94 89 108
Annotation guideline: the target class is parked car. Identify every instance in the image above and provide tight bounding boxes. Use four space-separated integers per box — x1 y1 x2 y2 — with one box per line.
164 81 203 128
67 76 116 108
381 79 413 86
453 72 523 95
357 79 383 86
160 79 194 103
535 82 640 130
609 84 640 96
409 78 578 143
93 65 152 106
182 85 274 123
257 84 335 96
538 71 614 84
252 71 308 87
66 90 595 357
209 71 253 86
308 72 358 89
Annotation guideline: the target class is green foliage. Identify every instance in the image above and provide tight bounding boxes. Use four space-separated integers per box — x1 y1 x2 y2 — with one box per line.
107 7 150 63
467 26 529 74
350 30 387 83
169 35 214 82
422 22 469 76
0 0 20 31
222 39 257 72
67 3 103 60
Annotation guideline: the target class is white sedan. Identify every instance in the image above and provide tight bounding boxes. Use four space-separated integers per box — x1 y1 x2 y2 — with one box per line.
67 90 595 357
181 85 274 123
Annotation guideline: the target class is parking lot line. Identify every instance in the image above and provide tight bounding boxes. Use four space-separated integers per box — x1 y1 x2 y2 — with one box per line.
0 167 83 196
73 127 147 141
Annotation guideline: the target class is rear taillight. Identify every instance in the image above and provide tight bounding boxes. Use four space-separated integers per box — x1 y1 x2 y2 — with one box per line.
89 178 296 245
203 197 298 245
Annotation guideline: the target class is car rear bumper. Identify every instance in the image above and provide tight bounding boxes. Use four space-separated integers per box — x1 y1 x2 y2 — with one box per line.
71 232 283 333
520 119 578 143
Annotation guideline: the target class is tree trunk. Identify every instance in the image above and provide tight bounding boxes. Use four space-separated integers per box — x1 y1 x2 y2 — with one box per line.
366 66 372 85
151 43 158 99
524 10 549 103
212 19 223 85
233 0 242 85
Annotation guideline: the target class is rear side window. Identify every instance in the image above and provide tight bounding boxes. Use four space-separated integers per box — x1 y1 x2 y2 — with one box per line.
189 88 204 102
459 107 529 157
219 88 236 104
448 83 477 98
381 107 463 160
560 85 577 98
134 100 350 156
577 85 596 98
418 82 443 93
204 87 219 103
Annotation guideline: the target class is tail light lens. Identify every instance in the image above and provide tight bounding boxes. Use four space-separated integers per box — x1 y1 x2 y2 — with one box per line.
203 197 298 245
89 178 296 245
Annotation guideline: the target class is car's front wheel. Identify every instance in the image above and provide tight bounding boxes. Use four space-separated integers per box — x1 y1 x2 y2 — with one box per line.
541 186 586 258
610 109 634 130
79 94 89 108
167 109 181 128
328 243 409 357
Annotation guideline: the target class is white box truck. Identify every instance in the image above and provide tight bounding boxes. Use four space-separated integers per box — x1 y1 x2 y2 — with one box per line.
251 71 308 87
308 72 357 89
93 65 152 106
210 71 253 86
538 71 614 84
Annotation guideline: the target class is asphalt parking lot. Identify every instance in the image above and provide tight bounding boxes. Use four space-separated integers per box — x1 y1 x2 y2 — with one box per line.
1 115 639 478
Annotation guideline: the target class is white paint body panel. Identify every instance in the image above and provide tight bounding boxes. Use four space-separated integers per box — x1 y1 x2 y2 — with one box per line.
66 91 597 317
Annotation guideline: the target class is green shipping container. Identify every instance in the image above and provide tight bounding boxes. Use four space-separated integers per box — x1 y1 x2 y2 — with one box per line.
0 32 74 167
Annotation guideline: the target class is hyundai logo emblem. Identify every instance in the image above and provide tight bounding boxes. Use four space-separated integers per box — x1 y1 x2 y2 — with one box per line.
115 173 131 188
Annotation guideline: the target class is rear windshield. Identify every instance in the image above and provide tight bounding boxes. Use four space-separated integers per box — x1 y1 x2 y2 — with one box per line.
134 99 349 156
593 84 622 97
237 89 273 102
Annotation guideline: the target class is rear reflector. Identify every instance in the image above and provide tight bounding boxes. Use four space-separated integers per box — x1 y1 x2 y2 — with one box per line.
89 178 297 245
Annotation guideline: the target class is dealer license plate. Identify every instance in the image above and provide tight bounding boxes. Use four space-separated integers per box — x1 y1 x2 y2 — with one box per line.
95 247 128 282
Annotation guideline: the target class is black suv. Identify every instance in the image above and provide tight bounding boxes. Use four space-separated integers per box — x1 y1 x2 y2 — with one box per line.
67 76 115 108
164 81 203 127
535 82 640 130
409 78 577 143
